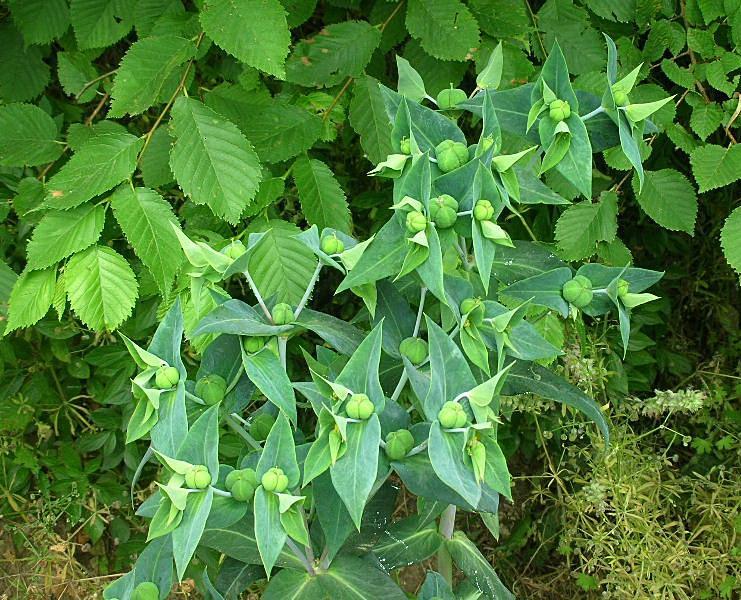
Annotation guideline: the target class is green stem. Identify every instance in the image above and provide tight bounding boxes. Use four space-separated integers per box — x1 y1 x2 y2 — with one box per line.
437 504 457 585
295 262 323 318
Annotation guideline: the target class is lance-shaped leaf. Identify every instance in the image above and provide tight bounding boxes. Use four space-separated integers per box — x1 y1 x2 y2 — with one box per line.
242 346 297 426
500 267 572 317
120 334 166 369
330 414 381 529
172 487 214 580
538 41 578 111
373 515 443 570
576 264 663 316
193 300 292 337
396 55 427 103
335 321 385 411
477 41 503 90
177 404 220 479
428 421 481 508
465 362 513 423
416 224 446 304
446 531 514 599
624 96 675 123
539 120 571 174
253 486 286 578
491 146 537 173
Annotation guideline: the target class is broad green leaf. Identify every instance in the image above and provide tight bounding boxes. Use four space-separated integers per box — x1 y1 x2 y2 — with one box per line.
256 413 300 488
500 267 572 317
539 128 571 174
428 422 481 508
172 487 214 580
140 128 175 188
690 143 741 192
200 0 290 78
169 96 261 224
45 133 143 209
446 531 514 599
374 515 443 570
477 41 503 90
177 404 220 479
0 24 50 103
0 103 62 167
336 322 385 410
109 35 196 117
632 169 697 235
293 156 351 234
330 415 381 528
416 224 446 303
554 192 617 260
624 96 675 122
285 21 381 87
8 0 70 45
243 347 297 425
6 268 56 332
70 0 133 49
247 220 318 305
406 0 480 61
111 186 183 295
26 204 105 271
65 245 138 331
537 0 604 75
57 51 99 102
350 75 394 164
253 486 287 577
193 299 292 337
395 55 427 102
294 308 364 356
721 206 741 277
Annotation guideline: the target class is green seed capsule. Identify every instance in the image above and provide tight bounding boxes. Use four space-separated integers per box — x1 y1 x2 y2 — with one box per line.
195 374 227 406
612 89 629 106
438 400 466 429
562 275 594 308
429 194 459 228
549 99 571 122
473 199 495 221
436 87 467 110
226 468 258 502
435 139 469 173
272 303 295 325
405 210 428 234
243 336 266 354
154 366 180 389
616 279 630 298
185 465 211 489
346 393 374 420
460 297 484 326
399 137 411 154
385 429 415 460
399 337 428 365
223 240 247 260
320 234 345 255
261 467 288 493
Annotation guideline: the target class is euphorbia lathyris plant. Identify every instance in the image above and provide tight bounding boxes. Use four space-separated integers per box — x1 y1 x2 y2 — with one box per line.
106 43 664 600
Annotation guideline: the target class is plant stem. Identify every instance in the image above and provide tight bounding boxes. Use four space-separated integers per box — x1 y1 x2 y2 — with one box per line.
286 538 315 575
391 287 427 402
278 336 288 368
226 414 262 451
581 105 605 121
295 262 323 318
244 269 272 321
437 504 457 585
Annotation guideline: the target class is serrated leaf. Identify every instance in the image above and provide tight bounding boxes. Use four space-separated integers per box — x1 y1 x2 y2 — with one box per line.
555 192 618 260
8 0 70 45
537 0 604 75
285 21 381 87
109 36 196 117
45 133 143 209
349 76 394 164
200 0 290 78
71 0 132 49
293 156 351 234
632 169 697 235
248 220 317 305
65 245 138 331
140 128 175 188
721 206 741 276
57 51 100 102
26 204 105 270
0 103 62 167
406 0 479 61
111 187 183 295
690 143 741 192
689 102 724 141
0 25 50 103
6 268 56 332
169 96 262 224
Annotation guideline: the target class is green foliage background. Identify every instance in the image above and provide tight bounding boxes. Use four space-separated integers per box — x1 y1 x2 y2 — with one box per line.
0 0 738 598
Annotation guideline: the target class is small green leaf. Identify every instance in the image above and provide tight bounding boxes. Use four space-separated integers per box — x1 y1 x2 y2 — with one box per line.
6 268 56 332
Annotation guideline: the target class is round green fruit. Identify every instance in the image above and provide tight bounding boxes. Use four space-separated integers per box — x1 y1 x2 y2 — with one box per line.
223 240 246 260
272 303 295 325
261 467 288 493
436 87 467 110
549 99 571 122
195 374 227 406
473 199 495 221
435 140 469 173
399 137 411 155
154 366 179 389
346 393 374 420
226 468 258 502
613 89 629 106
562 275 593 308
243 336 266 354
385 429 415 460
132 581 159 600
429 194 459 228
616 279 630 298
320 234 344 255
479 135 495 153
405 210 427 234
399 337 428 365
250 413 276 441
185 465 211 489
460 297 484 326
438 401 467 429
